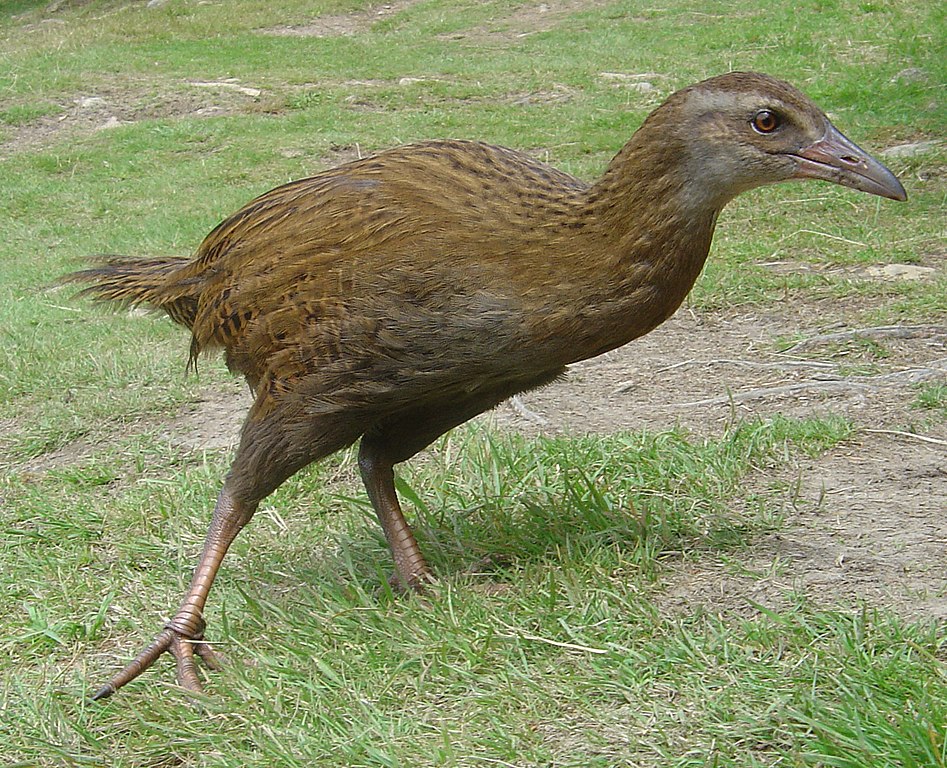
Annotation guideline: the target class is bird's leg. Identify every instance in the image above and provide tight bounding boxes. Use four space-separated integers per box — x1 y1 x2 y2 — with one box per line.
93 485 256 700
358 439 432 591
354 379 565 591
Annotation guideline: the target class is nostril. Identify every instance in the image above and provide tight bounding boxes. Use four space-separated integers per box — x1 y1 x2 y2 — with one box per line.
841 154 861 165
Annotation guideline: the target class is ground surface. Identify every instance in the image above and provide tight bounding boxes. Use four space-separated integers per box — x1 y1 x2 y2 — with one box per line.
499 305 946 623
6 0 943 631
3 2 945 765
11 0 939 627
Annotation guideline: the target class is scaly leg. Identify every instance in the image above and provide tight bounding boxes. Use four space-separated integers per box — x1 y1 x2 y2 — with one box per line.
354 373 563 591
358 438 432 590
92 485 256 699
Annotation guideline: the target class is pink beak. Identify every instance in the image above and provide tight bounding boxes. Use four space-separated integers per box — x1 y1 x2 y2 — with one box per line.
791 122 907 202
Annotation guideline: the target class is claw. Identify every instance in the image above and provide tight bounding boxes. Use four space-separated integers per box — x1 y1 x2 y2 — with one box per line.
91 618 219 701
194 639 223 670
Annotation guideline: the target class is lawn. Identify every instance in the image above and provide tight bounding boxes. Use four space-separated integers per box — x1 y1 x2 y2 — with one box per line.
0 1 944 766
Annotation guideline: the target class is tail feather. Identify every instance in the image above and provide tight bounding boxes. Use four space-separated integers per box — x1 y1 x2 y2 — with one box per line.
63 256 198 328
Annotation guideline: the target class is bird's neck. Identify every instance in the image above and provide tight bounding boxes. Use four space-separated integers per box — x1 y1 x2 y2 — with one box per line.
548 129 721 363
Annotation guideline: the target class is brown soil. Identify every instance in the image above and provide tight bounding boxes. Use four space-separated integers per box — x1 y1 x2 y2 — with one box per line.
0 75 270 158
438 0 615 42
259 1 422 38
495 307 946 623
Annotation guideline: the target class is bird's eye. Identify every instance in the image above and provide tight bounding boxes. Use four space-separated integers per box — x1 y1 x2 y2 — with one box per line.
752 109 780 134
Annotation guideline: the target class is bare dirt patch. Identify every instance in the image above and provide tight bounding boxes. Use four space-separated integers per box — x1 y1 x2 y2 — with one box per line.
492 306 946 437
0 76 268 158
160 381 251 452
658 436 946 624
489 304 946 623
260 1 422 38
439 0 615 42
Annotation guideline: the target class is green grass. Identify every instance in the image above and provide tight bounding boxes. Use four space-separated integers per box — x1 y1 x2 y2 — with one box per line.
5 424 944 767
1 0 944 766
913 383 947 417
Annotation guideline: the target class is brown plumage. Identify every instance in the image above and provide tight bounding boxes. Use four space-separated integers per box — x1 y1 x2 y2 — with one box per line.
67 72 905 699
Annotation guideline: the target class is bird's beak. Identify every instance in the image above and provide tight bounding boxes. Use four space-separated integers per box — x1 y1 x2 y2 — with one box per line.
789 122 907 201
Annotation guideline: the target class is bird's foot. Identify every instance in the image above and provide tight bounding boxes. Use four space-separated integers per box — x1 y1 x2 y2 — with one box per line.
391 568 435 593
376 564 435 601
91 617 222 700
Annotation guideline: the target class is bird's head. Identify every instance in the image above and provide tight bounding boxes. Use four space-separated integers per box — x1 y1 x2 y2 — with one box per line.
657 72 906 209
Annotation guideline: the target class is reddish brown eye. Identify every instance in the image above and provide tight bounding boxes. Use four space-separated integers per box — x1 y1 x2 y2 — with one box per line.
752 109 780 134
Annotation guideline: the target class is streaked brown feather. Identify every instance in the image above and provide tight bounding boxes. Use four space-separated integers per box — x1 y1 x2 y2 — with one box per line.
65 72 902 439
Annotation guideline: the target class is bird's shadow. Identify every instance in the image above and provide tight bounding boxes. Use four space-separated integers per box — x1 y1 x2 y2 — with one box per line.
319 474 665 599
229 428 760 619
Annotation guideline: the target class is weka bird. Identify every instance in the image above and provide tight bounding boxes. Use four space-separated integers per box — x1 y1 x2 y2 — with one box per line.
67 72 906 699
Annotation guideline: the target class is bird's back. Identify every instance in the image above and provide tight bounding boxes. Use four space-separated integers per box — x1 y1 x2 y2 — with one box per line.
148 140 592 401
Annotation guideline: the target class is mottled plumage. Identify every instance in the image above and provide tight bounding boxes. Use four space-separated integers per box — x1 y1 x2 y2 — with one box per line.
66 72 905 699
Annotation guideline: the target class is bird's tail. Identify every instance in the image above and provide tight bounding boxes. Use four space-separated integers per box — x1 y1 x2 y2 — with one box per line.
63 256 199 328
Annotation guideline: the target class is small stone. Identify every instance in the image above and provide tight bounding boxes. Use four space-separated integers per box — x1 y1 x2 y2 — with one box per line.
599 72 659 81
881 140 939 159
626 82 655 93
891 67 928 84
96 116 124 131
865 264 935 281
599 73 659 92
78 96 107 110
189 81 261 98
